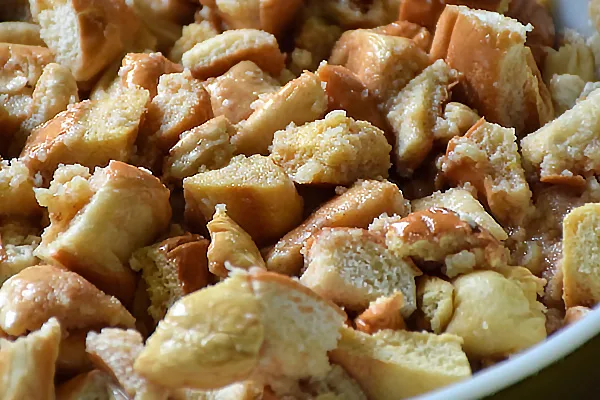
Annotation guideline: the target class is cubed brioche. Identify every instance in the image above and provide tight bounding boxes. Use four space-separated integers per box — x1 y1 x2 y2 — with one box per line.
445 268 546 359
301 227 421 316
549 74 587 117
134 269 346 395
169 21 219 63
130 234 211 323
562 203 600 308
433 102 481 144
430 5 553 135
329 326 471 400
0 43 54 96
231 71 328 156
183 155 303 245
0 159 41 217
0 222 40 284
34 162 171 303
386 59 458 176
270 110 391 185
265 179 410 276
354 292 406 334
442 119 533 226
0 318 61 400
0 265 134 336
207 204 266 277
118 52 183 99
544 30 596 84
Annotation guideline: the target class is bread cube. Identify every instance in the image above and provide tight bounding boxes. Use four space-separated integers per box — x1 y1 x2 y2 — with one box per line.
416 276 454 334
21 87 150 183
544 31 596 83
119 52 183 99
0 22 45 46
182 29 285 80
232 71 328 156
549 74 586 116
0 265 135 336
204 61 280 124
0 222 40 284
562 204 600 308
34 162 171 303
0 43 53 96
169 21 219 63
0 159 41 217
411 188 508 241
442 119 533 226
162 116 236 183
354 292 406 334
265 179 410 276
270 110 391 185
130 234 211 323
433 102 480 144
387 60 458 176
0 318 61 400
446 268 546 358
329 327 471 400
183 155 303 245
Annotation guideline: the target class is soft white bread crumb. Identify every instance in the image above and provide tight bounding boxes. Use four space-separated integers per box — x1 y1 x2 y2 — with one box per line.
445 268 546 359
329 326 471 400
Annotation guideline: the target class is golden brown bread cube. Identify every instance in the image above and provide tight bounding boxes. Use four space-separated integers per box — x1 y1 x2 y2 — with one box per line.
433 102 480 144
129 233 211 323
34 162 171 303
162 116 236 183
375 208 509 278
520 88 600 187
265 179 410 276
411 188 507 241
330 30 430 101
21 87 150 183
169 21 219 63
354 292 406 334
30 0 143 81
55 370 129 400
544 31 596 84
301 227 421 316
294 16 342 71
0 22 45 46
182 29 285 80
0 221 40 285
0 43 53 96
0 159 41 217
207 204 266 278
416 276 454 334
442 119 533 226
270 110 391 185
86 328 171 400
430 6 553 135
564 306 592 326
329 326 471 400
118 52 183 99
548 74 587 117
134 269 345 394
562 204 600 308
204 60 280 124
445 268 546 359
183 155 303 245
232 71 328 156
0 318 61 400
387 59 459 176
0 265 134 336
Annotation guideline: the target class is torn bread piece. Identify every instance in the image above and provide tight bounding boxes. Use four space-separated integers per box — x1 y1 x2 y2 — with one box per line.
270 110 391 185
430 5 553 135
562 203 600 308
207 204 266 278
544 30 596 84
564 306 592 326
0 43 53 96
169 20 219 63
0 159 41 217
0 265 134 336
130 234 211 323
433 102 480 144
30 0 142 81
0 318 61 400
134 269 346 394
0 222 40 285
375 208 509 278
204 60 280 124
183 155 303 245
330 30 430 101
163 116 236 183
446 268 546 359
21 87 149 183
520 89 600 188
416 276 454 334
86 328 171 400
301 227 421 316
412 188 507 241
294 15 342 71
182 29 285 80
0 22 44 46
34 162 171 303
55 370 129 400
354 292 406 334
232 71 328 156
548 74 587 116
386 59 458 176
442 119 533 226
330 326 471 400
370 20 432 52
118 52 183 99
265 179 410 276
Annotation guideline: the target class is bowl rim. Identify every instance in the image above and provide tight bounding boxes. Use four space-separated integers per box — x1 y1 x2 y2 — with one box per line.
415 306 600 400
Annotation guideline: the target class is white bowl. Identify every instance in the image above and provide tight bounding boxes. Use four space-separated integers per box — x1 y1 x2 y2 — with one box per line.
418 2 600 399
